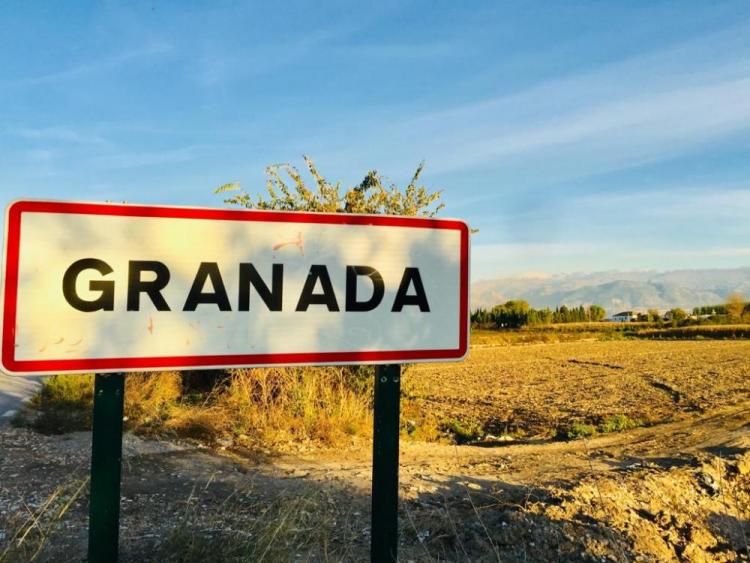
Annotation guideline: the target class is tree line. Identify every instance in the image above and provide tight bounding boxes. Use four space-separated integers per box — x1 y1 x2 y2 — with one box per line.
471 300 606 328
693 292 749 319
691 292 750 323
472 291 749 330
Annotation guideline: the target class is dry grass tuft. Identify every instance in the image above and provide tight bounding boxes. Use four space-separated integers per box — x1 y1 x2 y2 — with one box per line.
27 367 372 449
160 482 363 562
125 371 182 431
217 367 372 445
0 477 89 563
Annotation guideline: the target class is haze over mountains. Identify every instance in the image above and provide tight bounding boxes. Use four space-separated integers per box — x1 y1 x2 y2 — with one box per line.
471 267 750 313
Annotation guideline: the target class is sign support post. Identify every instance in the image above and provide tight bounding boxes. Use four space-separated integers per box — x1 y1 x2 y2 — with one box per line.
371 364 401 563
88 373 125 563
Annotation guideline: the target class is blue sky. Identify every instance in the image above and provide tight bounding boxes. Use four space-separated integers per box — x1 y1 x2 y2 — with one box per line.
1 1 749 281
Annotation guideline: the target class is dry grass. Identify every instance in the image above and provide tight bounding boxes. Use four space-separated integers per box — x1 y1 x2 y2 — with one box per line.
163 367 372 446
27 367 372 449
636 324 750 339
223 367 371 444
0 477 89 563
472 323 750 346
124 371 182 426
469 324 640 347
28 372 183 435
160 484 364 562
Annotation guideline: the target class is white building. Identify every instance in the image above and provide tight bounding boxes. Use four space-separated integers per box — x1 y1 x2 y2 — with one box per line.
611 311 637 322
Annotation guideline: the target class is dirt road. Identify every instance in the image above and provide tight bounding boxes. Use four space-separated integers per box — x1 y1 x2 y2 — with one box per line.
1 399 748 561
0 372 43 422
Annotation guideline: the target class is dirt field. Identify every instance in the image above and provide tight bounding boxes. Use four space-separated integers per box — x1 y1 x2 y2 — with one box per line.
406 340 750 439
1 339 749 561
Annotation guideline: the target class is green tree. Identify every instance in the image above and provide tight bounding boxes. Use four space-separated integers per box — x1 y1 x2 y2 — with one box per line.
555 305 570 323
538 308 553 324
216 156 444 217
669 308 688 323
588 304 606 322
726 292 746 321
492 300 531 328
471 308 491 325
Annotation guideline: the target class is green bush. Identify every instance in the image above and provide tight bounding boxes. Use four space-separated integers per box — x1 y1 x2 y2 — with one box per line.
440 418 483 444
31 374 94 433
556 422 596 440
598 414 641 433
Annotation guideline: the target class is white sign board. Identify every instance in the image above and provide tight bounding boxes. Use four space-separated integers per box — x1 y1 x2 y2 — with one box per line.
1 201 469 374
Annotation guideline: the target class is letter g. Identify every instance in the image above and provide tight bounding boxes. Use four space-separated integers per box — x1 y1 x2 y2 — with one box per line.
62 258 115 312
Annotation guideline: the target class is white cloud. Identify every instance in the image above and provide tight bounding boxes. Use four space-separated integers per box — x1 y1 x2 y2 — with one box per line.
575 187 750 219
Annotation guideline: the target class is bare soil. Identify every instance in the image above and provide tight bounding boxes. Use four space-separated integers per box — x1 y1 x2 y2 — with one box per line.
1 340 749 562
405 340 750 437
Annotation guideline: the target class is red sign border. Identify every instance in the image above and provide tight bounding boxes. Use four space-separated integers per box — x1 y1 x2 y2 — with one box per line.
2 200 470 374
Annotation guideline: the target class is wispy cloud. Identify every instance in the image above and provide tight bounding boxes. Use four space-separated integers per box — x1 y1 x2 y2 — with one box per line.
94 145 206 169
350 41 468 60
575 187 750 220
10 43 173 87
5 127 110 146
310 22 750 183
192 34 330 87
430 77 750 175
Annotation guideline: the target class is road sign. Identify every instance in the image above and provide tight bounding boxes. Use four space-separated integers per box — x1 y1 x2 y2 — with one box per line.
2 200 469 374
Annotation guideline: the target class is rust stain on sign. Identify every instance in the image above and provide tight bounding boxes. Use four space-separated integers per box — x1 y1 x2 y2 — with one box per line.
65 338 83 353
147 317 154 335
272 231 304 255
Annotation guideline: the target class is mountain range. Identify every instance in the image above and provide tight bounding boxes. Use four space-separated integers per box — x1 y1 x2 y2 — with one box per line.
471 267 750 313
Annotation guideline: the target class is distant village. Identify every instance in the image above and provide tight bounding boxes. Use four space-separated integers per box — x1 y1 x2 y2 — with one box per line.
471 294 749 328
610 309 713 322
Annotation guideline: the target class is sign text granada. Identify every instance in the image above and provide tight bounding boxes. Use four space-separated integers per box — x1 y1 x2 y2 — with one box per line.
1 201 469 374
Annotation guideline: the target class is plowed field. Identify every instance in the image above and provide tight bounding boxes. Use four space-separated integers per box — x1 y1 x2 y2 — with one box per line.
406 340 750 437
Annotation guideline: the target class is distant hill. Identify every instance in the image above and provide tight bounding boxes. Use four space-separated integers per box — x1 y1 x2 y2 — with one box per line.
471 267 750 313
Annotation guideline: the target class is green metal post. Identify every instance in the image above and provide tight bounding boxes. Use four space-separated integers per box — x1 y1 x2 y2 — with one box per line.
371 364 401 563
88 373 125 563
